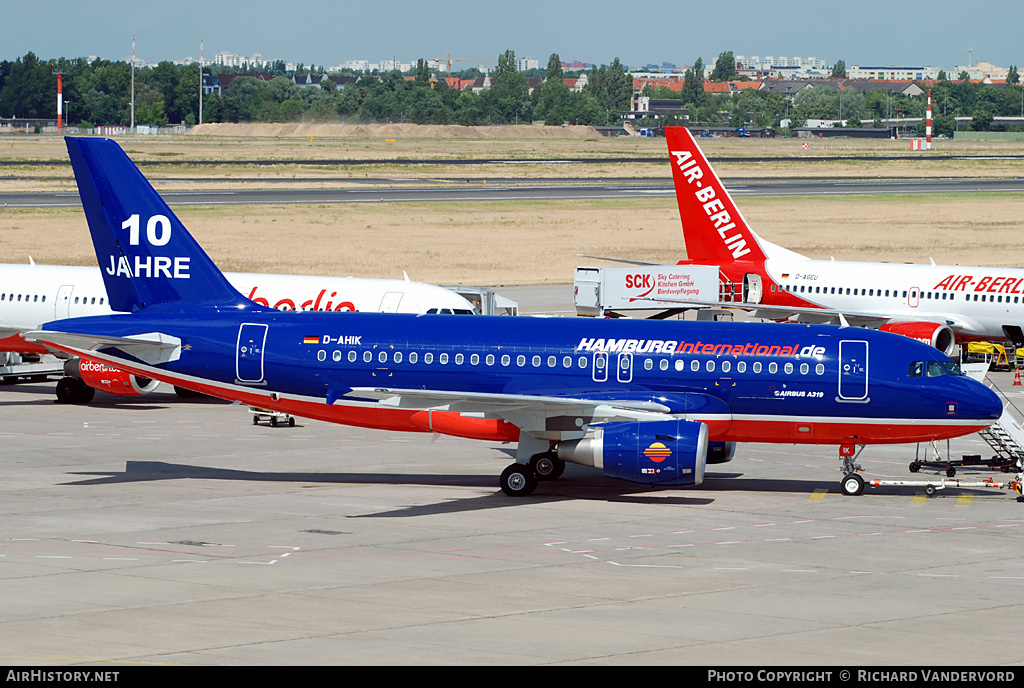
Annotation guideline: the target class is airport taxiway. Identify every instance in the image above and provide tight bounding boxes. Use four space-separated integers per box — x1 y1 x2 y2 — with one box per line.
3 177 1024 209
1 288 1022 666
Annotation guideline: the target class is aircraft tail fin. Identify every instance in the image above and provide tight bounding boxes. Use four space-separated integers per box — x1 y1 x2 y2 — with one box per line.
65 137 256 313
665 127 768 265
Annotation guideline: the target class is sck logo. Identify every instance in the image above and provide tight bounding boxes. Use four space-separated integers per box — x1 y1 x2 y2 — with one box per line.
625 273 655 298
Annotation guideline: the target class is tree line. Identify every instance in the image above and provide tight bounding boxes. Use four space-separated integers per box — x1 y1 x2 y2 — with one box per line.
3 49 1022 134
0 50 631 128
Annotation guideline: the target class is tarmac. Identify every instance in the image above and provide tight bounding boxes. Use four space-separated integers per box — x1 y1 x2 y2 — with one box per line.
1 287 1022 666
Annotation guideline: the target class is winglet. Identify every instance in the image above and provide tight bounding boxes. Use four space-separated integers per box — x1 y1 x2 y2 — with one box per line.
65 137 257 313
664 127 768 265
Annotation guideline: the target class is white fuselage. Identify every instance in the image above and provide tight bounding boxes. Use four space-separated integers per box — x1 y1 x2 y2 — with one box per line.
764 253 1024 338
0 263 476 336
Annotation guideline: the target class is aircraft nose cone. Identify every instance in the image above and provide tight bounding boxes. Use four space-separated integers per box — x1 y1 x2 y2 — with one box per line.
981 385 1004 421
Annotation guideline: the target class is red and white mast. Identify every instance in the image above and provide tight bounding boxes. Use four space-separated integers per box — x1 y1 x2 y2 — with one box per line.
926 89 933 150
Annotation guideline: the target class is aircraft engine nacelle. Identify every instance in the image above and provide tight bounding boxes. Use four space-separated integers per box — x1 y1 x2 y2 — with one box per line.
707 441 736 464
75 358 160 396
879 321 955 356
557 419 708 487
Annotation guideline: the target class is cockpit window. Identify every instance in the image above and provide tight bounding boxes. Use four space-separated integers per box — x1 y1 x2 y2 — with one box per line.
939 360 964 376
911 360 965 378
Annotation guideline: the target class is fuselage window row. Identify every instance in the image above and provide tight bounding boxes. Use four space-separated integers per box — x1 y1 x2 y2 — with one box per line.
322 349 828 377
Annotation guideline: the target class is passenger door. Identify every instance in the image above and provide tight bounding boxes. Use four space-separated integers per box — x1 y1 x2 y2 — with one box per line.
838 340 868 401
236 323 268 383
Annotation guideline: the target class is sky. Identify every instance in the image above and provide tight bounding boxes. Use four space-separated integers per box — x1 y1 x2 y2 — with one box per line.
2 0 1017 71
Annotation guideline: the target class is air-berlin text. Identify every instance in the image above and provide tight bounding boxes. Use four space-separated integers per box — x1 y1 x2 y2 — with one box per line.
934 274 1024 293
670 149 750 259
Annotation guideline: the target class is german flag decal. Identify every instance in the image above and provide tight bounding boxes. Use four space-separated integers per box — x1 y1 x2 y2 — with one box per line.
643 442 672 463
303 336 319 344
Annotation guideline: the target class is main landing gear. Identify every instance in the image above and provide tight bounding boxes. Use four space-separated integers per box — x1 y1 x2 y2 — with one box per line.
499 451 566 497
55 376 95 405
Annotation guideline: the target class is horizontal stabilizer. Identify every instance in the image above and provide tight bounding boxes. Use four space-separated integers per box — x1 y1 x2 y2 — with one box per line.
26 330 182 365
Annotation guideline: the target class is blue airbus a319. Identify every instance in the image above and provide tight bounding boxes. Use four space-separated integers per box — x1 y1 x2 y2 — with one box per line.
28 137 1003 497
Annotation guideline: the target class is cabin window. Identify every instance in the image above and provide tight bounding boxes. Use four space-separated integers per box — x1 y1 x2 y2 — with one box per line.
547 356 556 367
33 295 38 302
675 360 684 371
578 357 587 368
737 361 746 373
99 298 104 305
424 353 434 364
348 351 357 362
784 362 793 374
768 362 778 374
562 356 571 368
486 354 494 365
644 358 653 371
771 285 776 292
363 351 373 363
471 354 480 365
690 359 700 372
706 360 715 372
721 360 731 373
454 353 464 365
501 354 510 366
516 355 526 367
1 294 4 301
378 351 388 363
332 350 342 362
439 353 449 364
800 363 809 375
409 352 418 364
660 359 669 371
816 363 824 375
753 362 762 373
394 352 403 364
317 350 326 362
532 355 541 367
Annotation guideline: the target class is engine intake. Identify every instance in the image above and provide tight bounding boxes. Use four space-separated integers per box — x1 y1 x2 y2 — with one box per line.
879 321 955 356
558 419 708 487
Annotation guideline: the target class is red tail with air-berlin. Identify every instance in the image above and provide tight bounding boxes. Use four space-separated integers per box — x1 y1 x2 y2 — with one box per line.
665 125 1024 354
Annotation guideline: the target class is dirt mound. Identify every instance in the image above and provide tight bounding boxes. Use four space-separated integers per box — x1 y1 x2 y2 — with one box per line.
188 122 603 139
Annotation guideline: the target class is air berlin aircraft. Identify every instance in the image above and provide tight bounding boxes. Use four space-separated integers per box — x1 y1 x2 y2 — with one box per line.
663 126 1024 355
24 136 1003 497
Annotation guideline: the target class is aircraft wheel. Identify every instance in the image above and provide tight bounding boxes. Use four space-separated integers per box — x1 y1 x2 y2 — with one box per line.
945 466 956 478
78 383 95 404
840 473 864 496
56 377 92 405
530 453 565 481
500 463 538 497
55 377 78 404
909 461 921 473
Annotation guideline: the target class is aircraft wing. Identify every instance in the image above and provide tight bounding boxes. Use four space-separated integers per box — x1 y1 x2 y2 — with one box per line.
346 386 676 434
634 296 899 327
24 330 182 365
